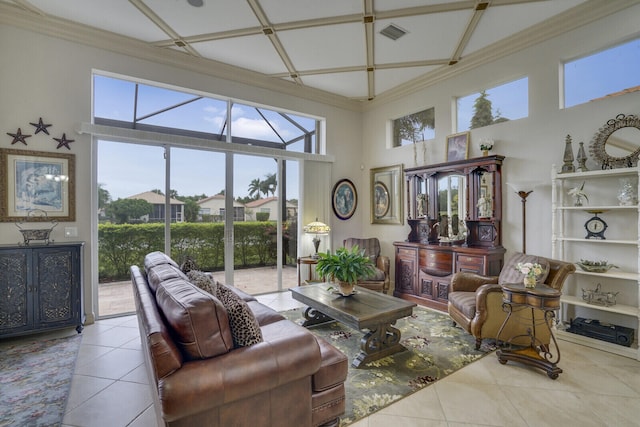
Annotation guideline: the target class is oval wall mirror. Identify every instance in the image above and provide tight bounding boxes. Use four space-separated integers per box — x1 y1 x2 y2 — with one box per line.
589 114 640 169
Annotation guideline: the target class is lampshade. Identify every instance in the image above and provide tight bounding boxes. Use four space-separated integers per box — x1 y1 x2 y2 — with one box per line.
303 219 330 235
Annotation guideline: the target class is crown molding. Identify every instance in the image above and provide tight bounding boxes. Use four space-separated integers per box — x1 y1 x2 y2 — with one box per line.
0 2 364 112
365 0 640 109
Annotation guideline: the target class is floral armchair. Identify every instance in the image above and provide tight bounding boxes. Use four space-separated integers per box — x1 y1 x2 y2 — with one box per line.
343 237 390 294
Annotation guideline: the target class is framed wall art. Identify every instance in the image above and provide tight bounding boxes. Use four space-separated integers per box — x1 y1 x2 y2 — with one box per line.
332 178 357 220
370 164 403 225
446 132 470 161
0 148 75 222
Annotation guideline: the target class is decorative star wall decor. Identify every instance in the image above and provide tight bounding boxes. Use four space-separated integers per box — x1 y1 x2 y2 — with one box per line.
53 133 74 150
30 117 52 135
7 128 32 145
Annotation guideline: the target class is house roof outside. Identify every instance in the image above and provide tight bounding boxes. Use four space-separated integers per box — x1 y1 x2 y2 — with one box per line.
245 197 296 209
128 191 185 205
197 194 245 207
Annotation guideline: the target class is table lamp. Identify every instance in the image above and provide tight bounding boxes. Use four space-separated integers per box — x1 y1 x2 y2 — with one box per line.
303 218 330 258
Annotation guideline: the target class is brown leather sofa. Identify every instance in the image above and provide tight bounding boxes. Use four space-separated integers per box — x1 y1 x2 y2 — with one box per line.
131 251 347 427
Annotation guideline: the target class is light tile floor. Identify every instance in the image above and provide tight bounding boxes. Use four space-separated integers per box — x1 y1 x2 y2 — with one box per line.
58 291 640 426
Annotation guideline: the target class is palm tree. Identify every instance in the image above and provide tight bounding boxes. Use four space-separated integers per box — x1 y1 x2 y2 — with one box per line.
263 173 277 196
248 178 262 199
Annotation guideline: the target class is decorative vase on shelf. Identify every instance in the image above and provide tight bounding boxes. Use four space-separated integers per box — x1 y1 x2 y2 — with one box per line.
561 135 575 173
523 276 536 288
482 150 489 157
617 178 638 206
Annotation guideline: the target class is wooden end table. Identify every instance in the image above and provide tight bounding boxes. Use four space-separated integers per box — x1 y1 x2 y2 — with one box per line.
290 283 416 368
496 282 562 379
297 256 321 285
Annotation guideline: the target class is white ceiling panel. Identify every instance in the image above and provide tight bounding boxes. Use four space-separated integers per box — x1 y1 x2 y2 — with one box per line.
2 0 602 100
279 22 365 71
374 12 468 64
23 0 167 42
259 0 362 24
374 0 463 12
145 0 260 38
463 0 587 55
301 71 368 99
375 66 439 95
194 34 288 75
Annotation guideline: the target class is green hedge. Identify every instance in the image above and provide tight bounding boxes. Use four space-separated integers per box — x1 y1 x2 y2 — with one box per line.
98 221 296 282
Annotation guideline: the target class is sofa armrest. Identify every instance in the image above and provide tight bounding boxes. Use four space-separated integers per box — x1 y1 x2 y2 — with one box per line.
157 320 322 422
450 272 498 292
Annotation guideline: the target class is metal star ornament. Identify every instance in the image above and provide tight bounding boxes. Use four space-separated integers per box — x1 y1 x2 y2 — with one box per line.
53 133 74 150
7 128 32 145
30 117 52 135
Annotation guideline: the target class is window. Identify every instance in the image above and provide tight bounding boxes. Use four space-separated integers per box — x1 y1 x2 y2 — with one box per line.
456 77 528 131
564 38 640 108
392 107 435 147
94 74 321 154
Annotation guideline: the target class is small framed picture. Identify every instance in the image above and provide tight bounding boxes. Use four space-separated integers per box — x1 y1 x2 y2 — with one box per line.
332 179 357 220
446 132 470 162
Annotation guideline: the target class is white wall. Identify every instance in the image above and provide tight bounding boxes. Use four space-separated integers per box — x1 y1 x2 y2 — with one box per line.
0 24 362 322
361 5 640 282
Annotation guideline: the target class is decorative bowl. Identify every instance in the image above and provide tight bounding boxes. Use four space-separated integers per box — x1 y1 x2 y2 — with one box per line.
576 260 617 273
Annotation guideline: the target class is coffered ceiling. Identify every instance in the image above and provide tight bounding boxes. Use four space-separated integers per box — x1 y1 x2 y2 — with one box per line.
0 0 634 104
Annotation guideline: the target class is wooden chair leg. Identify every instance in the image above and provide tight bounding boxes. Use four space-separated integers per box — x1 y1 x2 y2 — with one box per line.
475 338 481 350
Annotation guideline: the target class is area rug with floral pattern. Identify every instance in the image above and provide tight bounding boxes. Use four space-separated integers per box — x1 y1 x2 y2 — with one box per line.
281 306 495 426
0 334 82 427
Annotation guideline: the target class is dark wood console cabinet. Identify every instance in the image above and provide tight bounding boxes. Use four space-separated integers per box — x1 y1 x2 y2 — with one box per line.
0 242 84 338
394 242 504 311
394 156 505 311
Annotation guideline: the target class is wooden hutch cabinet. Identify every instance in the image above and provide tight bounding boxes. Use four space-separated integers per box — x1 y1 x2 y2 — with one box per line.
394 155 505 311
0 242 84 338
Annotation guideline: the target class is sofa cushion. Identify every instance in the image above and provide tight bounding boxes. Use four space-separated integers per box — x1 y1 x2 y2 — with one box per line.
247 300 286 326
363 266 386 281
216 284 264 348
187 269 219 296
448 291 477 318
155 278 234 360
144 251 180 271
147 263 187 293
498 252 550 285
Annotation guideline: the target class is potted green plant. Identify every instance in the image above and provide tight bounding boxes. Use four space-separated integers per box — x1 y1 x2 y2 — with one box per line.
315 245 375 296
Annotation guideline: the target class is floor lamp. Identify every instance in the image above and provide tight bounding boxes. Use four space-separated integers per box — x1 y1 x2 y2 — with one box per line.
507 183 535 254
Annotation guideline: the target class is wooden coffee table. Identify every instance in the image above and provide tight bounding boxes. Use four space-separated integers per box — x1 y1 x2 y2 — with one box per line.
290 283 416 368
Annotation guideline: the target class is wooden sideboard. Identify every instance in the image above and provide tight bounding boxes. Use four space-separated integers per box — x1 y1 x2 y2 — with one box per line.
394 241 504 311
395 155 505 311
0 242 84 338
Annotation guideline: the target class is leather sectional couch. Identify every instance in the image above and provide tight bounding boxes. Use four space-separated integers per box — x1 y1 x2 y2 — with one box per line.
131 251 347 426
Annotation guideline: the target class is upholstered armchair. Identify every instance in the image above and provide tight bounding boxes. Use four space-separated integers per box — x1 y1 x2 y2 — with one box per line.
343 238 390 294
448 252 575 349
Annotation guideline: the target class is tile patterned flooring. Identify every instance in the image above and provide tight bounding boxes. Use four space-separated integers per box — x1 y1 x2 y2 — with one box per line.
43 291 640 426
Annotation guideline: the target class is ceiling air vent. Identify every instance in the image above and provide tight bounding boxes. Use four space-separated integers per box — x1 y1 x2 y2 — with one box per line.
380 24 407 41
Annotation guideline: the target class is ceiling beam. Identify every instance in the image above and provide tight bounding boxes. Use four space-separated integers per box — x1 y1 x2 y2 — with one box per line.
246 0 303 85
449 0 490 65
364 0 375 100
129 0 201 57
